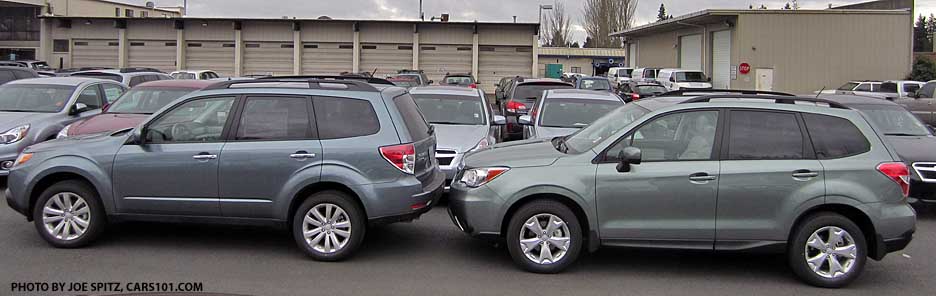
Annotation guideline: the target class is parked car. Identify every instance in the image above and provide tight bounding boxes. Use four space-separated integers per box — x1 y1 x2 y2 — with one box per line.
0 66 41 85
387 76 420 89
560 73 586 83
0 77 127 175
5 78 444 261
519 89 624 139
573 77 614 92
617 81 668 102
657 69 713 91
882 80 924 98
410 86 505 188
631 67 661 84
55 67 111 77
819 81 892 97
500 78 574 141
896 80 935 127
70 68 172 87
396 70 432 86
821 94 936 206
0 60 55 76
170 70 222 80
57 80 216 138
605 67 633 85
494 76 515 103
448 93 915 288
441 73 478 88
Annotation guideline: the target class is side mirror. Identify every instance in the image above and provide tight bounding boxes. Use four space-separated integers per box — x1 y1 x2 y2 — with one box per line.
69 103 91 115
493 115 506 125
669 77 676 82
615 147 642 173
125 128 143 145
518 115 532 125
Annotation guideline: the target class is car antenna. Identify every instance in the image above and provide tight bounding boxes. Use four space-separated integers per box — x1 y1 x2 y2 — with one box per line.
815 86 825 99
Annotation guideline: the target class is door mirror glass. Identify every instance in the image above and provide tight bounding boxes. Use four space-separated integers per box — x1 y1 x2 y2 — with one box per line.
518 115 532 125
70 103 90 115
493 115 507 125
616 147 642 172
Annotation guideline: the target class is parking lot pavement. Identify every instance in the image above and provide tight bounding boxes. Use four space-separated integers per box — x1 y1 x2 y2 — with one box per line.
2 191 935 296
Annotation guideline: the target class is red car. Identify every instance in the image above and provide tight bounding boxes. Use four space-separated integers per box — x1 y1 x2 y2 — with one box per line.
57 80 216 138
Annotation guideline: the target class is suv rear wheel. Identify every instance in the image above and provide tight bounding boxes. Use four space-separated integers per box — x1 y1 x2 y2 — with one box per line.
292 191 365 261
788 212 867 288
32 180 106 248
506 200 582 273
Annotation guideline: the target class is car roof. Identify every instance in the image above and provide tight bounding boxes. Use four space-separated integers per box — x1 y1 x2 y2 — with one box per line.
6 77 110 86
409 86 481 96
818 94 898 106
660 68 702 73
546 89 621 101
444 73 472 77
134 80 217 88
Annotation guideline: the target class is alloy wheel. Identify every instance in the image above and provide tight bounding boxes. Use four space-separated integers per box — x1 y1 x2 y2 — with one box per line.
804 226 858 279
519 213 571 265
42 192 91 241
302 203 352 254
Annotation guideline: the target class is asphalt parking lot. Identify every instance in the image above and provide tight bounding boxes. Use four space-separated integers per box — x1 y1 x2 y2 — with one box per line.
1 186 935 296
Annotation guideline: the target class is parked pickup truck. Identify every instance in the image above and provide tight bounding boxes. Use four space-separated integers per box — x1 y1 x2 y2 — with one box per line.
896 80 936 127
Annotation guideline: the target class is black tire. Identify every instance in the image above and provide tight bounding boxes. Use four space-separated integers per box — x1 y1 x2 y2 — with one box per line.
505 200 583 274
32 180 106 248
292 191 366 261
788 212 868 288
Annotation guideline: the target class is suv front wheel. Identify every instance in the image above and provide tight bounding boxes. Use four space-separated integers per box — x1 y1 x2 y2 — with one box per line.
292 191 365 261
32 180 106 248
788 212 867 288
506 200 583 273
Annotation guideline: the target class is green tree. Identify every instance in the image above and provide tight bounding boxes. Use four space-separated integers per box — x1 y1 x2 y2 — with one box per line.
914 15 932 52
908 56 936 82
657 3 668 22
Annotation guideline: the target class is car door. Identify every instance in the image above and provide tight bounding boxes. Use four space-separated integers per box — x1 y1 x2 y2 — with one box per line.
715 110 824 246
596 110 721 247
218 96 322 218
66 84 106 121
113 96 237 216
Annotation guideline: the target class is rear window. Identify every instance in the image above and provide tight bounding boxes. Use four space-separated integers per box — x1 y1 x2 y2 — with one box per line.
636 85 667 95
644 69 657 78
617 69 632 77
674 72 707 82
579 79 611 91
393 94 431 141
803 114 870 159
540 98 623 128
314 97 380 139
514 83 573 100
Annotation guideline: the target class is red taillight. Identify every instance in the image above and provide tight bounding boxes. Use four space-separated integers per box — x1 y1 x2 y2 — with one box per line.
506 100 527 113
530 108 538 119
631 94 640 101
877 162 910 198
469 83 477 89
380 143 416 174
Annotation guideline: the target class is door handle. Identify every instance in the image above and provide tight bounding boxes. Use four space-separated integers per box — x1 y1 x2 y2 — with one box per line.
792 170 819 179
688 173 717 182
192 154 217 160
289 151 316 159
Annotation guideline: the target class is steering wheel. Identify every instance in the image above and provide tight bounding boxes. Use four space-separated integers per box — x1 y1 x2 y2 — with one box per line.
170 123 193 141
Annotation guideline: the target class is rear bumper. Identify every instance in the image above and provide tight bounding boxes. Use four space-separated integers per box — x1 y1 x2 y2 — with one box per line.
367 169 445 225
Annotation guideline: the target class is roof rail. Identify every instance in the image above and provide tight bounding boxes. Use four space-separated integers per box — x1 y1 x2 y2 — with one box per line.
204 78 381 92
661 89 795 97
679 94 850 109
120 67 165 73
259 75 394 85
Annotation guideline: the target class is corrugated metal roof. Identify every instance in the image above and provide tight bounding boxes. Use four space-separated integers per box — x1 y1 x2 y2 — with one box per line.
538 47 627 57
37 15 538 27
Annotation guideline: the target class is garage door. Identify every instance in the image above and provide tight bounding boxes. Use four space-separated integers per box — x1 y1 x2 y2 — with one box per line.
479 46 532 92
186 41 235 77
711 30 731 89
628 43 637 68
420 44 472 84
244 42 294 76
301 43 352 75
679 34 702 71
360 44 413 78
128 40 177 73
72 39 118 68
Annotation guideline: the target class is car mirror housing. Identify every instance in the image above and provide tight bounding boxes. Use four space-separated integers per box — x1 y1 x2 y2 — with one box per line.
69 103 91 115
125 128 143 145
518 115 532 125
493 115 507 125
616 147 642 173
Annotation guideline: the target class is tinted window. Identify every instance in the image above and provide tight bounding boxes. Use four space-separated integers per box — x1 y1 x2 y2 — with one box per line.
644 69 657 78
393 94 431 141
0 71 14 84
314 97 380 139
146 97 235 143
636 85 667 95
879 82 898 93
728 111 803 160
803 113 871 159
904 84 921 94
514 83 573 100
76 86 104 109
849 104 929 136
617 69 632 77
612 111 718 161
129 76 146 87
540 99 623 128
674 72 707 82
413 94 485 125
236 97 312 140
854 83 871 92
580 79 611 90
444 76 473 85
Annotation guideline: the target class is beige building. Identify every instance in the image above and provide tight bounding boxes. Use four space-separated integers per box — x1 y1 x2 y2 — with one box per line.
6 0 182 17
537 47 627 76
613 8 914 94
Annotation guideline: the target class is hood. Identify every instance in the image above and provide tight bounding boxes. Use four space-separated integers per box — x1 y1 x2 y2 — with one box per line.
464 138 562 168
27 130 127 153
0 112 60 130
69 113 149 136
534 126 580 139
884 135 936 163
433 124 489 152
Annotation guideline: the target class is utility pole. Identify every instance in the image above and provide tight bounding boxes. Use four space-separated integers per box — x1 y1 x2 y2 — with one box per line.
419 0 424 20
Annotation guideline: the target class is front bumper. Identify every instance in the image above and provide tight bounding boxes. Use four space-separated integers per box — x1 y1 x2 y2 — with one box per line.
446 182 502 241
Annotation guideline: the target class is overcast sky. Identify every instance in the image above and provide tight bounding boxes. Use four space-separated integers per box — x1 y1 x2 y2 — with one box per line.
136 0 935 43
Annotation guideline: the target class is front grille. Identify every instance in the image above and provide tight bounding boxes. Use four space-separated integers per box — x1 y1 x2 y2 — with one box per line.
913 162 936 183
436 149 457 166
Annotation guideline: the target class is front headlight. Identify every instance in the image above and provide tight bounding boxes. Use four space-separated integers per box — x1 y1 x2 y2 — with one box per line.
467 137 491 153
56 124 72 139
459 167 509 188
0 124 29 144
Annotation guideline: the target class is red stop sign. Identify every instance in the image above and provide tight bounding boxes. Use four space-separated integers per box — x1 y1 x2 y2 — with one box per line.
739 63 751 74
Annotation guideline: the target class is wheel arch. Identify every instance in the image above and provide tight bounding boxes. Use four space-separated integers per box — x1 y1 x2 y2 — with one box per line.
500 192 599 252
787 203 879 259
27 171 99 222
285 182 367 228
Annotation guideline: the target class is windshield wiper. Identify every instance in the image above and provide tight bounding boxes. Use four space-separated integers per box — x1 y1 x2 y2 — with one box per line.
0 109 40 112
430 121 475 125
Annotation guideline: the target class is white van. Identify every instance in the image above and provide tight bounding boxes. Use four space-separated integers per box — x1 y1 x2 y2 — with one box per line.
657 69 713 91
631 68 661 84
606 67 633 85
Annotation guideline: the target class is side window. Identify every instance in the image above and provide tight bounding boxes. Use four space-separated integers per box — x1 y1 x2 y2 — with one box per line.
314 97 380 139
145 97 236 143
129 76 146 87
607 111 719 162
854 83 871 92
13 70 36 79
904 84 920 94
236 97 313 140
101 84 126 104
728 110 804 160
0 71 15 84
393 94 431 141
76 85 105 109
803 114 870 159
200 72 210 80
920 83 936 98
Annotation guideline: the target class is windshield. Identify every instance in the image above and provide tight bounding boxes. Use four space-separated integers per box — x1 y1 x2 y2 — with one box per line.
32 62 52 71
562 103 651 153
617 69 632 77
644 69 657 78
0 84 75 113
107 87 195 114
412 94 485 125
579 79 611 91
636 85 667 96
390 80 418 88
171 72 197 80
837 82 859 91
515 83 573 101
444 76 473 85
675 72 707 82
853 104 931 136
540 99 623 128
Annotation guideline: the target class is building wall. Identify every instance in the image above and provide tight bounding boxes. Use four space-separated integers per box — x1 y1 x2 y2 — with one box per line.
39 0 182 17
537 56 601 76
733 12 912 93
629 22 734 72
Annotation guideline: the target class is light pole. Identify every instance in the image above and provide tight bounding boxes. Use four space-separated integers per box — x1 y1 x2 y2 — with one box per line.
538 4 553 43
